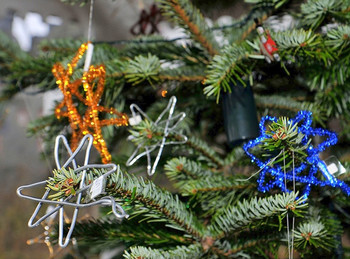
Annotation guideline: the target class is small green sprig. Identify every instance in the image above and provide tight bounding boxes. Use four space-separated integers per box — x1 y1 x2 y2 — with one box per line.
45 168 105 201
262 117 311 170
46 168 82 200
128 119 164 147
125 54 161 86
293 207 343 251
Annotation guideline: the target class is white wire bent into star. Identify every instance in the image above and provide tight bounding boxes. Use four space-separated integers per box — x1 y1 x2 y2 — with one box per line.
17 134 128 248
126 96 187 176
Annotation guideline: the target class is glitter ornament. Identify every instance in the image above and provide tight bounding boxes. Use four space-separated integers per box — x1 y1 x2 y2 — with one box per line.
52 42 128 163
243 110 350 199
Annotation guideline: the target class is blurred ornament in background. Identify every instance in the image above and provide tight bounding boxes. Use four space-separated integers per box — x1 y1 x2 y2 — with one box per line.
130 3 162 35
222 82 259 147
12 12 50 51
265 14 296 32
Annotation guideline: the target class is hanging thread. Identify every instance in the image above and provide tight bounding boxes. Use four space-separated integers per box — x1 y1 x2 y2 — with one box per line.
283 149 291 259
87 0 94 43
283 149 295 259
291 150 295 258
237 149 284 182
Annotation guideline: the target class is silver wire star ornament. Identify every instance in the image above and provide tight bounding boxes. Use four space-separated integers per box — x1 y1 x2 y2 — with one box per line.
126 96 187 176
17 134 128 248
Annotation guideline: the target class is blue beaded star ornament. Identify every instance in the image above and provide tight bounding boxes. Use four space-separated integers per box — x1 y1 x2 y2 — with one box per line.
126 96 187 176
243 110 350 199
17 134 128 248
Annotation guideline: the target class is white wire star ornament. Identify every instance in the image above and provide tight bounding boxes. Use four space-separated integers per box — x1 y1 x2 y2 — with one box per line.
126 96 187 176
17 134 128 248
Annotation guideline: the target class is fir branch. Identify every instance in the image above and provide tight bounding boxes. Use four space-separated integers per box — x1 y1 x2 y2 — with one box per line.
305 61 350 92
272 29 323 51
314 80 350 118
183 136 225 168
122 35 210 65
294 207 343 251
211 234 283 257
254 95 327 123
0 55 57 100
164 157 215 182
38 39 83 55
1 40 124 101
157 0 219 56
123 55 205 85
158 65 206 82
294 221 331 250
326 25 350 51
300 0 346 28
223 146 248 167
158 74 205 82
46 168 82 200
123 244 203 259
46 166 205 239
107 169 205 239
203 44 249 102
179 176 254 195
200 189 243 218
270 29 336 68
209 192 307 238
125 54 161 85
70 217 193 249
0 30 28 76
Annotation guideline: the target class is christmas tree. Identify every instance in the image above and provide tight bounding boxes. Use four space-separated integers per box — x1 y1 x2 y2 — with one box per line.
1 0 350 258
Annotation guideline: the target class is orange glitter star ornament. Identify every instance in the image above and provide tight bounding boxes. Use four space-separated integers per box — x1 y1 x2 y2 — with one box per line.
52 42 129 163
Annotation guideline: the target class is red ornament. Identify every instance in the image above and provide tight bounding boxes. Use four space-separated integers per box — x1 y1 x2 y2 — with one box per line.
257 26 280 63
263 34 278 55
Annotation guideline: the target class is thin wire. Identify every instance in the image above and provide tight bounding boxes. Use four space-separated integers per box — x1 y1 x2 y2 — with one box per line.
87 0 94 42
93 36 191 45
17 134 128 248
291 150 295 259
126 96 187 176
237 149 284 182
283 148 291 259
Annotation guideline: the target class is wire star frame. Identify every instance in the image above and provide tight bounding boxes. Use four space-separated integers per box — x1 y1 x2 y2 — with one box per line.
126 96 187 176
17 134 128 248
243 110 350 199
